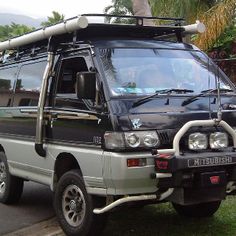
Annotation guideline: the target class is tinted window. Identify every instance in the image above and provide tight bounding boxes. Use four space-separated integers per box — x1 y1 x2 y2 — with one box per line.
14 60 46 106
57 57 88 94
55 57 91 110
0 66 17 106
99 48 233 96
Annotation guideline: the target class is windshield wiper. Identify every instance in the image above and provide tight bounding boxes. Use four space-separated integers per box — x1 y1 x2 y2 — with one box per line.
132 88 194 108
182 88 234 106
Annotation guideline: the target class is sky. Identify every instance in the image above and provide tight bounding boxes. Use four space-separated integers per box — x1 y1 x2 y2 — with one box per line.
0 0 112 18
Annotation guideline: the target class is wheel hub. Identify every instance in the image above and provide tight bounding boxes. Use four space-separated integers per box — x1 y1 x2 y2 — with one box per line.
62 184 86 227
69 199 82 212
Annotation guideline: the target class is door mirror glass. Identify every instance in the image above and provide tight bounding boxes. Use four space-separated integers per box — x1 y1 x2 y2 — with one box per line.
76 72 96 100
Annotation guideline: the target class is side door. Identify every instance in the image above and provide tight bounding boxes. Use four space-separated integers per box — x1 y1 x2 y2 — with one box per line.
51 52 108 145
3 59 56 184
49 51 111 181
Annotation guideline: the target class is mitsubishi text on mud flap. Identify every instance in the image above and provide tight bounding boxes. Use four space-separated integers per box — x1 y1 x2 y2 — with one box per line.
0 14 236 236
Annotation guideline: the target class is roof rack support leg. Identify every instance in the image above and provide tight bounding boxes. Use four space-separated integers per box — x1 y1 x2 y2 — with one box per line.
35 39 55 157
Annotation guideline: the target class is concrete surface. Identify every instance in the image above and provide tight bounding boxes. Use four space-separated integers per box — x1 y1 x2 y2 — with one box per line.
0 181 55 235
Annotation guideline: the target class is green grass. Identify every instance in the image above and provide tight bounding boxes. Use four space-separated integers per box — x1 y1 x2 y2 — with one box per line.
103 196 236 236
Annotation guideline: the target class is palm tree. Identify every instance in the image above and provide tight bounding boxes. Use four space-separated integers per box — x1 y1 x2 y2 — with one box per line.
104 0 133 23
0 25 12 41
10 23 34 37
0 24 34 41
41 11 65 27
104 0 236 50
149 0 217 23
148 0 236 50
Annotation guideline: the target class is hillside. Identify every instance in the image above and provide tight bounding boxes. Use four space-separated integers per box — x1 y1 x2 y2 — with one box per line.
0 13 44 28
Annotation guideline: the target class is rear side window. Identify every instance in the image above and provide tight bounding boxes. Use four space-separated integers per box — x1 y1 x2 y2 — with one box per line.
14 60 46 106
0 66 17 107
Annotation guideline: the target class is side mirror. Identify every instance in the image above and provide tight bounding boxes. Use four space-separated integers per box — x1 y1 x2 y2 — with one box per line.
76 72 96 100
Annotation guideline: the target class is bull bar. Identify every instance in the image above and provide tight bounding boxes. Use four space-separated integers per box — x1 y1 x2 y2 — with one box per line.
93 119 236 214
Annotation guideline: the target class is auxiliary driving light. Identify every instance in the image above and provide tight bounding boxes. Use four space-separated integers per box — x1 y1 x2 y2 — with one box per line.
188 132 207 150
210 132 228 149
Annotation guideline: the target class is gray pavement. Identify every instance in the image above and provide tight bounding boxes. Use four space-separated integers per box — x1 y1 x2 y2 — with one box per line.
4 218 64 236
0 181 55 235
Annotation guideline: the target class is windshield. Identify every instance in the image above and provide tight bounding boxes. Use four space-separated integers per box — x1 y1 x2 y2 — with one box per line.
99 48 232 96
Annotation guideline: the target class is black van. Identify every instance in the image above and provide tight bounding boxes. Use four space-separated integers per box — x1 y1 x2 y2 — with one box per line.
0 14 236 236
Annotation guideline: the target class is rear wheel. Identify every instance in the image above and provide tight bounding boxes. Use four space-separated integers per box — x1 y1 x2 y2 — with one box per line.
0 152 24 204
54 170 107 236
172 201 221 217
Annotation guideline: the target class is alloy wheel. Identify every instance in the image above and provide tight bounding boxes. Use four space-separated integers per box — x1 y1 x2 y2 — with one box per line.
62 184 86 227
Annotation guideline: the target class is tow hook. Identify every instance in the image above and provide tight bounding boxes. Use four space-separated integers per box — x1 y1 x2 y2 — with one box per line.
226 181 236 194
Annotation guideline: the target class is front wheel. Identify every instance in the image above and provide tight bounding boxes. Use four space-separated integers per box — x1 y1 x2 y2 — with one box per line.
172 201 221 217
54 170 107 236
0 152 24 204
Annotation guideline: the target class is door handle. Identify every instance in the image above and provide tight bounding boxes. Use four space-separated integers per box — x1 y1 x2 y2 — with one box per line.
50 116 58 128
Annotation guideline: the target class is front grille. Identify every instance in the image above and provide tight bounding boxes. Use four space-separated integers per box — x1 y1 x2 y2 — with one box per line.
158 130 171 144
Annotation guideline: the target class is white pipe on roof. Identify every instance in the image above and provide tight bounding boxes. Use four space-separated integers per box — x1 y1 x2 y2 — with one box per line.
184 20 206 34
0 16 88 51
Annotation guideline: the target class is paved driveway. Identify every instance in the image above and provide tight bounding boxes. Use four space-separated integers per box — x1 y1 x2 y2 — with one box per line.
0 181 55 235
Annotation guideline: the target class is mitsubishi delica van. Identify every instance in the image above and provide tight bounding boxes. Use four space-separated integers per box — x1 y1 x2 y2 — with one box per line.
0 14 236 236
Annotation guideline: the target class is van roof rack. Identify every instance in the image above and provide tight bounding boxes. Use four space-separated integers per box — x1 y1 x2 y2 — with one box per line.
0 14 205 64
82 13 184 26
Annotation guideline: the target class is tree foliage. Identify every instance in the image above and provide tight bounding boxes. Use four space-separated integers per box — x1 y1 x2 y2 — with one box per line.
104 0 133 16
214 25 236 56
149 0 217 23
0 11 65 42
194 0 236 50
41 11 65 27
0 23 34 41
104 0 134 23
103 0 236 51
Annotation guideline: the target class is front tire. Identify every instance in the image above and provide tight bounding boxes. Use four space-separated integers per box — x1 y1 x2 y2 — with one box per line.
0 151 24 204
172 201 221 217
54 170 107 236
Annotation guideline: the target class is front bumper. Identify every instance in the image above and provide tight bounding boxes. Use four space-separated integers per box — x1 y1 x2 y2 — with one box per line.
154 151 236 173
152 119 236 205
153 152 236 205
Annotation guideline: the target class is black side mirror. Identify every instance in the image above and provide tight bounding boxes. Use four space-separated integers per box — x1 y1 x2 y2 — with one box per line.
76 72 96 100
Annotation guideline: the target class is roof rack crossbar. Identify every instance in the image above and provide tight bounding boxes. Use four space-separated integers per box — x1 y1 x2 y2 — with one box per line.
83 13 184 26
82 13 184 22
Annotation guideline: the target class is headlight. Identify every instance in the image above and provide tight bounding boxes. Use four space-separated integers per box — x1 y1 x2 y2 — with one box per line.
143 133 159 147
104 131 160 150
210 132 228 149
188 132 207 150
125 131 160 148
126 133 140 148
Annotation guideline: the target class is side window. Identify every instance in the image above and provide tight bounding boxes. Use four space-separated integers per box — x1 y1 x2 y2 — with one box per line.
55 57 91 110
13 60 47 107
0 66 17 107
57 57 88 94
